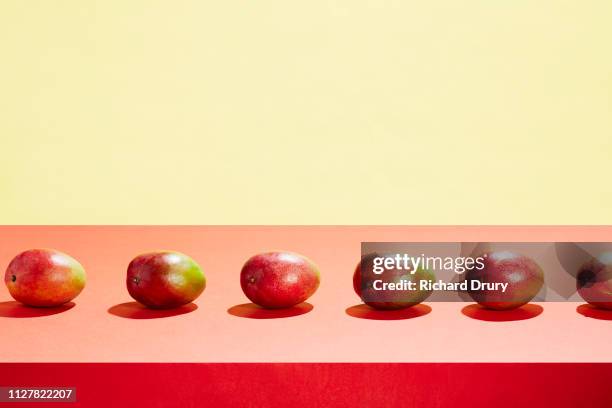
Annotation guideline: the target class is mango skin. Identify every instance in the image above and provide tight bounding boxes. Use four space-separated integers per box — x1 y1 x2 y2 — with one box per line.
466 251 544 311
127 251 205 309
5 248 86 307
577 253 612 310
353 253 435 310
240 252 320 309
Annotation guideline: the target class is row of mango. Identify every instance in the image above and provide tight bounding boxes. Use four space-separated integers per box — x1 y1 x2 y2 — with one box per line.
4 249 612 311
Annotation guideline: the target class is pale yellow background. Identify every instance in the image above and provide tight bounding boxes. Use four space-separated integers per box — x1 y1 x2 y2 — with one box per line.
1 1 611 224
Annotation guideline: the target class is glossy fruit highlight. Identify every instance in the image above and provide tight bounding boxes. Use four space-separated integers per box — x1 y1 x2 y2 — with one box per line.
127 251 205 309
353 253 435 310
5 248 86 307
576 253 612 310
240 251 320 309
466 251 544 310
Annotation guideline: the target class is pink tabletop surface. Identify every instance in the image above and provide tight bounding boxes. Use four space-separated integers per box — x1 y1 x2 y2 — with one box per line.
1 226 611 363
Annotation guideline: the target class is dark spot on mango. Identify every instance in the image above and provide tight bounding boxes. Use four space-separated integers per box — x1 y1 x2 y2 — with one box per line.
11 275 16 282
133 276 140 285
578 270 595 288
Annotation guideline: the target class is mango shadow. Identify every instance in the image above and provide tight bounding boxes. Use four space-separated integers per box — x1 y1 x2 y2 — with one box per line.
345 304 431 320
228 302 313 319
0 301 75 318
576 304 612 320
462 303 543 322
108 301 197 319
